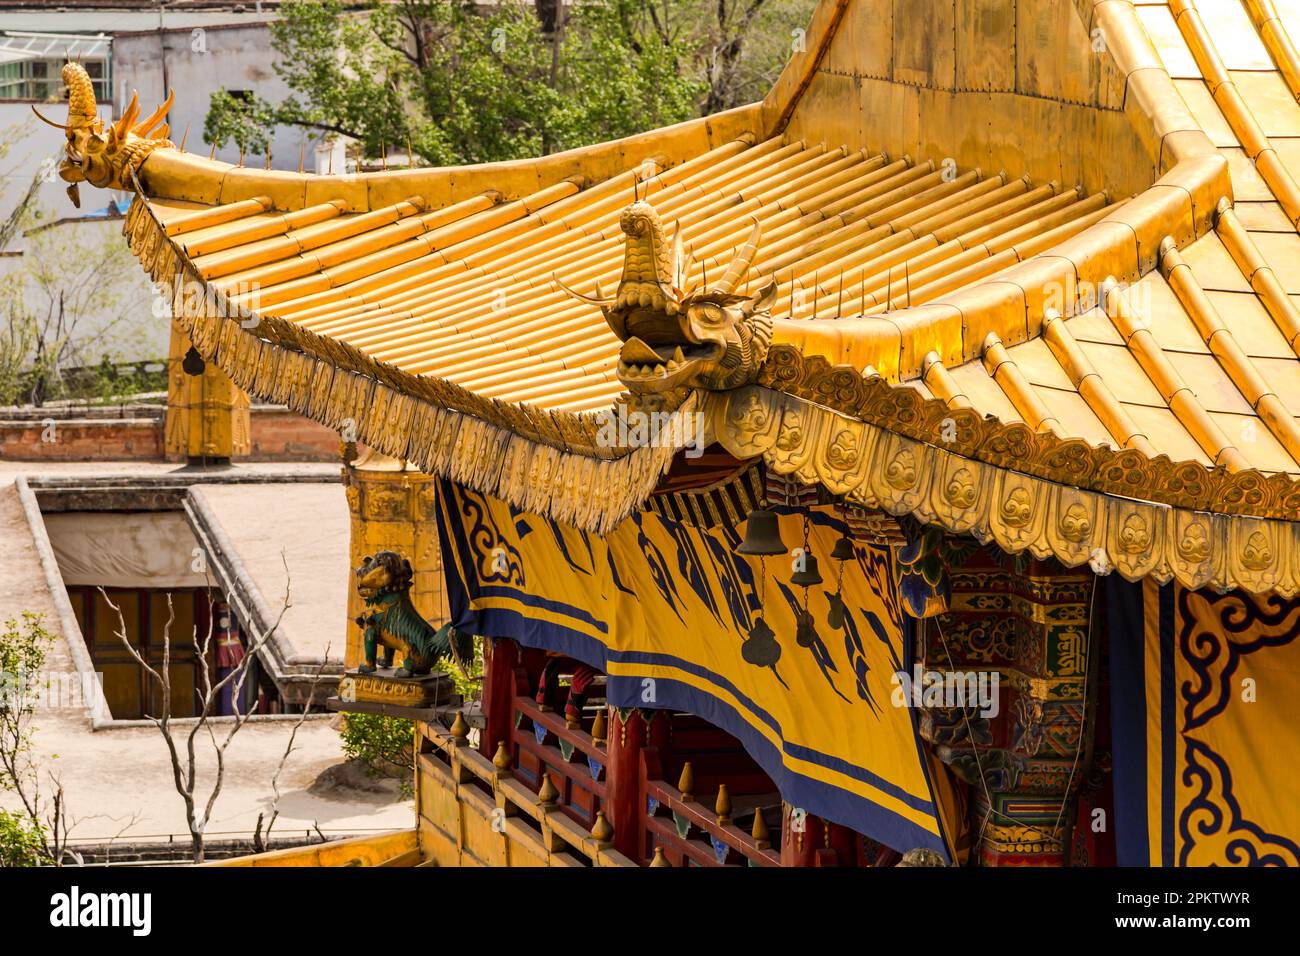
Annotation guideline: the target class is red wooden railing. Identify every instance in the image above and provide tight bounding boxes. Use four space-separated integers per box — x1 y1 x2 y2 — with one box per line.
506 675 609 832
640 748 781 867
483 647 787 866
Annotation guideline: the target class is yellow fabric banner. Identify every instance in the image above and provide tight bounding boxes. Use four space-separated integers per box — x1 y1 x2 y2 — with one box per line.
1111 578 1300 866
436 479 953 856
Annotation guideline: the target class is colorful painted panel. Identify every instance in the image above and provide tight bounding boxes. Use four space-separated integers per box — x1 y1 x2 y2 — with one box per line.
1110 578 1300 866
435 479 954 857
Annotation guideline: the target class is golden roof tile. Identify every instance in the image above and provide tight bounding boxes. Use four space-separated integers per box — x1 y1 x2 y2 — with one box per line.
34 0 1300 591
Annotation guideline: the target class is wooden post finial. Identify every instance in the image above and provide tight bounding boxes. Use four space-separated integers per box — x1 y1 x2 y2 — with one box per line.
650 846 672 867
590 708 607 746
492 740 512 773
715 784 732 826
751 809 770 850
449 711 469 743
538 772 559 806
592 810 614 844
677 762 694 802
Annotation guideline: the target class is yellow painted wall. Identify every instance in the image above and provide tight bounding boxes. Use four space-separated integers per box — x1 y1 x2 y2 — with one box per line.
208 828 419 867
414 723 636 868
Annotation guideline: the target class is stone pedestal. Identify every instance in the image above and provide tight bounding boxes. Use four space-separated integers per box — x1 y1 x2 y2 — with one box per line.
338 668 456 709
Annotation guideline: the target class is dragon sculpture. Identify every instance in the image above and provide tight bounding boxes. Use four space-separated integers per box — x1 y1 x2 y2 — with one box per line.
354 551 473 679
559 199 777 412
34 62 175 208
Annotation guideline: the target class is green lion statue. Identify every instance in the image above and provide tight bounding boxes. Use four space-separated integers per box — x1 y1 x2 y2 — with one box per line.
354 551 472 678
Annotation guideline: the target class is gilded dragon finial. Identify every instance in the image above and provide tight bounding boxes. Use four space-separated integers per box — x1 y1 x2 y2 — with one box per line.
33 62 176 208
557 199 777 412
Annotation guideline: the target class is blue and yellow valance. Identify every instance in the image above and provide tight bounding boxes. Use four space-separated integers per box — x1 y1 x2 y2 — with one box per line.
435 478 959 857
1110 578 1300 866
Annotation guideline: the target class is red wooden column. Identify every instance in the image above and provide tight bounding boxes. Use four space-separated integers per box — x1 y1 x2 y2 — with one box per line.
781 802 816 866
605 707 651 862
780 803 857 866
479 637 518 759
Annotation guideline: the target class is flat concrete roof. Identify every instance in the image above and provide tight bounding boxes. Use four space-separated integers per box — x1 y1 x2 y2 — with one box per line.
186 482 350 674
0 465 406 849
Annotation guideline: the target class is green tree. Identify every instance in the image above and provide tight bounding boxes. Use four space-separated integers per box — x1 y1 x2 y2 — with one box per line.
0 222 146 406
0 613 67 866
0 809 46 868
339 712 415 796
205 0 813 166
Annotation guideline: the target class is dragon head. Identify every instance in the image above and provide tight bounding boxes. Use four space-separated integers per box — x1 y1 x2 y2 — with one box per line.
33 62 175 208
559 200 776 412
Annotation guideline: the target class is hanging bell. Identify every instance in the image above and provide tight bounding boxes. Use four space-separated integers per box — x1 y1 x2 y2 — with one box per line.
790 552 823 587
741 617 782 667
735 508 787 556
830 533 856 561
796 608 818 647
827 592 846 629
182 346 206 377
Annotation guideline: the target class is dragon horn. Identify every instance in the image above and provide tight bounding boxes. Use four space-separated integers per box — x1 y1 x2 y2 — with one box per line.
709 216 762 296
133 88 175 137
680 243 697 298
671 223 690 295
553 274 614 307
113 91 141 142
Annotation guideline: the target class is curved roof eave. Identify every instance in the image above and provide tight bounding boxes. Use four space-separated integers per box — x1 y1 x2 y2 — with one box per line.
75 0 1300 595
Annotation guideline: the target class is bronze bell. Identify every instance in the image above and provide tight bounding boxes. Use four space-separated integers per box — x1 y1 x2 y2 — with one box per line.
791 552 823 587
827 592 846 629
735 508 787 556
182 346 206 377
830 533 856 561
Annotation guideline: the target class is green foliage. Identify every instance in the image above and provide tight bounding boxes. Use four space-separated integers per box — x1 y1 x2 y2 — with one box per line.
0 614 55 866
448 634 485 701
0 310 36 407
0 612 50 723
0 215 154 408
204 0 813 165
0 809 46 867
339 712 414 795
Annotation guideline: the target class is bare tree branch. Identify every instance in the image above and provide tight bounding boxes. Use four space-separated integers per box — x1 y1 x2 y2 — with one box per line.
102 552 296 863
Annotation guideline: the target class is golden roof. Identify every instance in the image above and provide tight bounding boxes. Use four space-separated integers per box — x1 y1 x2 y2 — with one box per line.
53 0 1300 593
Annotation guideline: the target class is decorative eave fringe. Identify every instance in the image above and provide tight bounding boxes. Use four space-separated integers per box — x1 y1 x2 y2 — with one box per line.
126 195 692 535
704 384 1300 597
125 193 1300 594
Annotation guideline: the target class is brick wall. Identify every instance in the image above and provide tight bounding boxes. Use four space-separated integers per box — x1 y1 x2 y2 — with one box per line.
0 418 164 461
0 405 340 463
246 407 341 462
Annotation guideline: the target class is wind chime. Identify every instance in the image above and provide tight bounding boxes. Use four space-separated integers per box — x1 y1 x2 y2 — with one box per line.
826 516 856 629
735 508 786 666
790 514 823 647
